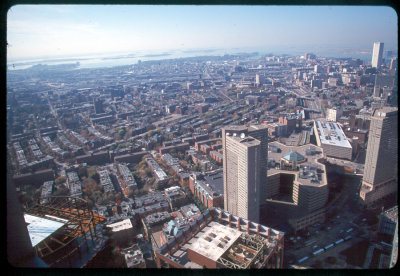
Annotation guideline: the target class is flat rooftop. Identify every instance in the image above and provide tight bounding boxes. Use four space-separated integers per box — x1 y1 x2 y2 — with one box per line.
314 120 352 148
228 135 261 147
373 107 398 118
186 221 242 262
160 208 283 268
382 205 398 221
200 170 224 196
24 214 67 247
268 142 327 187
106 218 133 232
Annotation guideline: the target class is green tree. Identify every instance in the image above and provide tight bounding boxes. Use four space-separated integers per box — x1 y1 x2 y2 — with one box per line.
53 186 69 197
78 167 87 178
92 173 100 184
118 128 126 139
55 176 66 185
144 168 152 177
194 163 201 172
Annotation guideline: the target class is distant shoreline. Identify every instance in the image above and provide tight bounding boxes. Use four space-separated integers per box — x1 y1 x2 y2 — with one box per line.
7 47 392 71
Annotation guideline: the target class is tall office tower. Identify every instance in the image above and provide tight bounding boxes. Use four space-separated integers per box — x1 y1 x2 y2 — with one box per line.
360 107 398 207
222 125 268 223
372 42 384 68
390 57 397 70
255 73 260 85
93 98 104 114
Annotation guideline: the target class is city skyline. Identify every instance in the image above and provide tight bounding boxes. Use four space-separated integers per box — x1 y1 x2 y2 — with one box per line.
7 5 398 59
6 4 398 267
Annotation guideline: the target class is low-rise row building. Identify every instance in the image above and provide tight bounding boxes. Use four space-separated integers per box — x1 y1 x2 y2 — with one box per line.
40 181 54 204
98 169 115 193
189 170 224 209
117 163 137 195
66 171 82 198
145 157 169 187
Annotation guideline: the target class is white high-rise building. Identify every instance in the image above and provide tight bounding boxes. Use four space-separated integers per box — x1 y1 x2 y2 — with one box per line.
360 107 398 208
222 125 268 223
372 42 384 68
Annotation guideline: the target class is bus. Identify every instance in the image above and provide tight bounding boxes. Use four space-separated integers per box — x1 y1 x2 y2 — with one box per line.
324 243 335 250
313 248 324 255
334 239 344 245
298 256 309 264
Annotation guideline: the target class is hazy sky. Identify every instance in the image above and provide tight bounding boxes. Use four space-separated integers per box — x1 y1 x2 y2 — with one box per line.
7 5 398 59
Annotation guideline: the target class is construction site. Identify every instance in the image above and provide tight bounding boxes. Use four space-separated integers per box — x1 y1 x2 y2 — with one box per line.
23 196 108 267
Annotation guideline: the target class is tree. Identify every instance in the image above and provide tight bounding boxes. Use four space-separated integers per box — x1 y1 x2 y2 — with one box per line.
92 173 100 184
144 168 152 177
194 163 201 172
55 176 66 185
53 186 70 197
118 128 126 139
82 177 99 196
78 167 87 178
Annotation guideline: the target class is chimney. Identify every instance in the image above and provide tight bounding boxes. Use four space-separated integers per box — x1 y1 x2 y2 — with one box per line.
237 218 241 231
256 224 260 234
267 228 271 242
247 221 251 234
228 214 232 227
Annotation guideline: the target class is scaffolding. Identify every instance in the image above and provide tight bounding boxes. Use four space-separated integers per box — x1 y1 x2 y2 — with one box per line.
25 196 106 267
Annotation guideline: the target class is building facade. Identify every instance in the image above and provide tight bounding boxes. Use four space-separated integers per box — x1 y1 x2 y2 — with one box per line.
222 125 268 223
360 107 398 207
372 42 384 68
314 120 352 160
326 107 343 122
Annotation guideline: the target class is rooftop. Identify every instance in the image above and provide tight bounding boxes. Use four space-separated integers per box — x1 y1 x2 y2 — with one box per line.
314 120 352 149
106 218 133 232
268 142 327 187
187 221 242 262
157 208 283 269
373 107 398 118
282 151 306 162
382 205 398 221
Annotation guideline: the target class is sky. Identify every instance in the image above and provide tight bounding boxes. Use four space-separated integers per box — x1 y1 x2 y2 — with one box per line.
7 5 398 60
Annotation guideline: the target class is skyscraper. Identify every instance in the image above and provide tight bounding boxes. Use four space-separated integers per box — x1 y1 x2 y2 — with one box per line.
360 107 398 207
372 42 384 68
222 125 268 223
